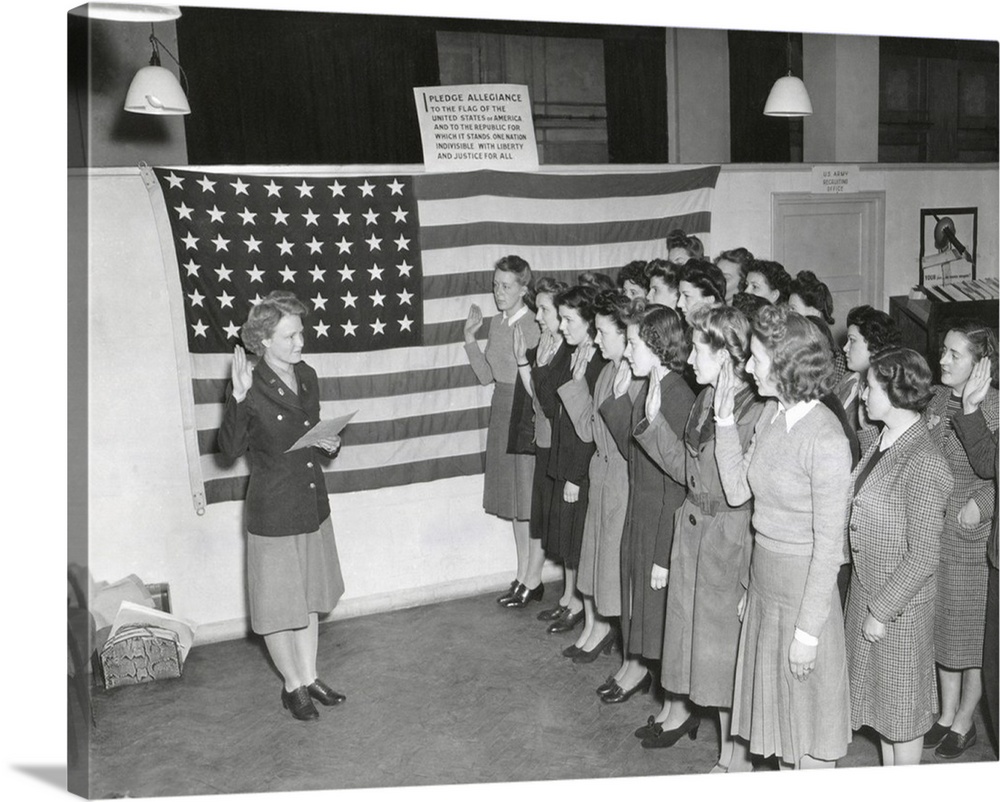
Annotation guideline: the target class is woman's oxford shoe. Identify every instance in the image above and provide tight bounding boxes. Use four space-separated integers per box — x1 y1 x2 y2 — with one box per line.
935 723 977 759
640 714 700 748
596 675 618 696
500 582 544 608
547 607 584 634
600 672 651 704
572 629 616 663
281 686 319 721
307 679 346 706
537 604 569 621
497 579 520 605
923 721 951 748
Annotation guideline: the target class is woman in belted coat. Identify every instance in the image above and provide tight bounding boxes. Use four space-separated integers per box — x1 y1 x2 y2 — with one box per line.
632 305 763 766
597 304 694 701
845 347 952 766
924 320 998 759
219 290 346 722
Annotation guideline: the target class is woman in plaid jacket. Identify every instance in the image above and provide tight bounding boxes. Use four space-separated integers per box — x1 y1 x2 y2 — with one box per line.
845 347 953 765
924 320 999 759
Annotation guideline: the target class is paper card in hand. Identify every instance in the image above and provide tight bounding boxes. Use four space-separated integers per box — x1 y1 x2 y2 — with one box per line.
285 410 357 453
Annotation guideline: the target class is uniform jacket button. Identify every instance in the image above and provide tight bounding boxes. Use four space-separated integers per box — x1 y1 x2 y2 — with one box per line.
309 482 316 489
277 414 283 420
307 462 314 468
688 513 697 526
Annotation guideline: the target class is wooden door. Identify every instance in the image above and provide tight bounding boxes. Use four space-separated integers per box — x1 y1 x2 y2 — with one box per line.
772 192 886 342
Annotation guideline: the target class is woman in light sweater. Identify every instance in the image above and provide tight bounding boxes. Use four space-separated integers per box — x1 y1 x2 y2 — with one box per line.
715 304 853 769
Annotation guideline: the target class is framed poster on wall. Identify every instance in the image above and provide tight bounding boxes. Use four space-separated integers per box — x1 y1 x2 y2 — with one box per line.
919 206 977 286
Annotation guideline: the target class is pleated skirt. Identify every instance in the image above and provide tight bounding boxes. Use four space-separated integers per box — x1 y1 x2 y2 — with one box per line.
483 381 534 521
247 516 345 635
732 546 851 763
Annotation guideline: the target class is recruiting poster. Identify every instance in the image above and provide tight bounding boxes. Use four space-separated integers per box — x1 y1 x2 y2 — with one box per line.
413 84 539 171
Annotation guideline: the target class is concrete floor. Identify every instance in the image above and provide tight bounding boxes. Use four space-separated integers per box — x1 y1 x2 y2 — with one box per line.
78 588 997 798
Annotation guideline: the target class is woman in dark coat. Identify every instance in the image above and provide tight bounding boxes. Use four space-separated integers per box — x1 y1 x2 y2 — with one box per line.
596 305 694 701
219 291 346 721
845 347 952 765
924 320 998 758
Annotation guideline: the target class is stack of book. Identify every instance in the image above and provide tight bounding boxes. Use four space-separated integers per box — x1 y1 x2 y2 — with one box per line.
922 277 999 303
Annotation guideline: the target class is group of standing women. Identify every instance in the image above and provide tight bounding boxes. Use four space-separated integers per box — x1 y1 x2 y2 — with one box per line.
464 245 998 772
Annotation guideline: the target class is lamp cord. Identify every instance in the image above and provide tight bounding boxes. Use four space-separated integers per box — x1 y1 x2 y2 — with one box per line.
148 25 189 94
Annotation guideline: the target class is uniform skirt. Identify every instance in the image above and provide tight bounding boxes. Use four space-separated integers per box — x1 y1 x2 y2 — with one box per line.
846 575 937 741
732 546 851 763
484 381 534 521
543 478 589 570
247 516 345 635
529 446 554 541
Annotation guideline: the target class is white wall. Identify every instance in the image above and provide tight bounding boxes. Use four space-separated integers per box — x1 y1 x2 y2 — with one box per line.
80 161 997 643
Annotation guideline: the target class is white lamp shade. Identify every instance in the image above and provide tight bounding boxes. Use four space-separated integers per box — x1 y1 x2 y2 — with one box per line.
763 75 813 117
79 3 182 22
124 65 190 114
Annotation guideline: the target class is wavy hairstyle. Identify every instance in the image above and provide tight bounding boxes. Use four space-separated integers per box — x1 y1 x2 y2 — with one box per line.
687 304 752 380
678 259 726 305
637 304 688 372
666 229 704 260
645 258 684 291
751 304 836 403
789 270 835 324
867 347 935 412
946 318 1000 384
577 270 616 291
495 254 535 310
555 283 600 339
592 288 634 335
616 260 650 292
746 259 792 303
240 291 310 356
716 246 755 289
845 305 902 354
533 276 569 302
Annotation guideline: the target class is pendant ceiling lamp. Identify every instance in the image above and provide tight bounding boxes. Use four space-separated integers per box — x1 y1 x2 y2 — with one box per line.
763 34 812 117
124 24 190 115
80 3 182 22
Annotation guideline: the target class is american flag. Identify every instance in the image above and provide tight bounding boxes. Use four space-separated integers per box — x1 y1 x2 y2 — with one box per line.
145 165 721 511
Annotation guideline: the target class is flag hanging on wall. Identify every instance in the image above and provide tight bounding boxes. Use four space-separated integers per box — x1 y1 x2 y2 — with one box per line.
143 164 721 512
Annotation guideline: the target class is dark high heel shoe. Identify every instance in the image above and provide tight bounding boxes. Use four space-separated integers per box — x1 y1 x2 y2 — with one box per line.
561 643 582 658
547 607 584 633
634 715 663 739
572 629 616 664
307 679 346 706
537 604 569 621
497 579 520 605
281 686 319 721
600 672 651 704
640 714 700 748
500 582 544 608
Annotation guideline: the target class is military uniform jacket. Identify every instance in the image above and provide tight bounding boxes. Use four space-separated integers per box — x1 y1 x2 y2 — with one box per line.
218 358 332 536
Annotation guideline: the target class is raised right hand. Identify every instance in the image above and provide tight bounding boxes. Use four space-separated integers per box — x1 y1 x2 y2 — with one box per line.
963 358 992 414
713 358 736 419
231 345 253 401
464 304 484 343
512 324 528 363
613 358 633 398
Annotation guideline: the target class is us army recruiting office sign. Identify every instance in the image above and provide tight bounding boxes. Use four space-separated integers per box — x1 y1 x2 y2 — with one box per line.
414 84 539 171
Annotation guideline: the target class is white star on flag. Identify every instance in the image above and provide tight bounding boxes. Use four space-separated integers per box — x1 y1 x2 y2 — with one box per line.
397 289 414 306
207 206 226 223
271 208 289 225
264 180 282 197
244 235 262 253
212 234 231 252
215 264 233 282
336 237 352 254
166 172 184 188
223 321 241 338
342 291 358 308
312 293 328 310
394 235 410 251
188 289 205 306
246 265 265 282
279 266 296 282
305 237 323 255
370 290 386 307
295 181 314 198
308 265 326 282
397 260 413 277
391 206 408 223
237 208 257 225
399 315 413 332
175 202 193 220
366 234 382 251
359 180 376 197
333 208 351 226
192 320 208 337
363 209 379 226
183 259 199 276
368 264 384 281
328 181 345 197
341 320 358 336
302 209 319 226
197 176 216 193
314 321 330 338
371 319 386 335
230 178 250 196
182 232 199 249
218 290 235 309
277 238 294 255
337 264 355 282
387 179 404 195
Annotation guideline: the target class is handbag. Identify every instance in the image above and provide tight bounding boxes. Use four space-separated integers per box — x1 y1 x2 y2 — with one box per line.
100 624 183 688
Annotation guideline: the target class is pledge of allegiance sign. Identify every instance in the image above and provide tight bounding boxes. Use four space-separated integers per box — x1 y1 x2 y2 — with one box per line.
413 84 539 172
